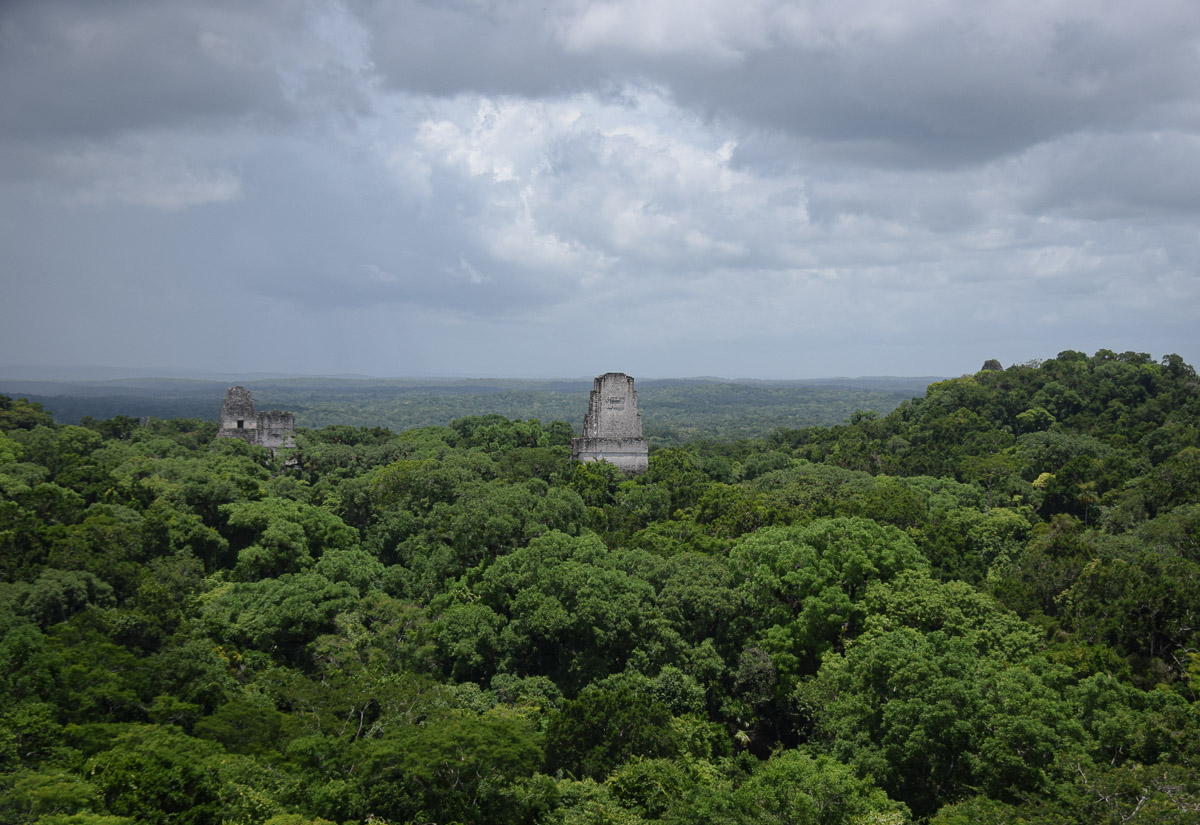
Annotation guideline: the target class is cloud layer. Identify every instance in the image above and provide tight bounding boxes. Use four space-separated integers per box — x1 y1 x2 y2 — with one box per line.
2 0 1197 378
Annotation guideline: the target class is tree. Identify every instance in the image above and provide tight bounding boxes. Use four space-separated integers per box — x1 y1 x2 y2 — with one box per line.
200 572 359 661
733 749 909 825
0 396 55 431
85 725 223 825
962 452 1021 512
3 569 114 627
353 709 544 824
220 498 358 581
797 574 1079 817
730 518 927 684
546 685 680 780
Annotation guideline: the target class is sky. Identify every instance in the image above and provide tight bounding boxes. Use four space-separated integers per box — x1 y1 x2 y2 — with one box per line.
1 0 1198 380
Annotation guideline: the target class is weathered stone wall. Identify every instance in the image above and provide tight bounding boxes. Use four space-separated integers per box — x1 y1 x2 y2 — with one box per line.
256 409 295 449
219 386 258 436
216 386 294 450
581 372 644 439
572 437 650 472
572 372 648 473
219 428 258 445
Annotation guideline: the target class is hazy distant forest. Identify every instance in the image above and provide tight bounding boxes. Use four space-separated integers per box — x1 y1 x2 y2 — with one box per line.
2 349 1199 825
0 375 938 445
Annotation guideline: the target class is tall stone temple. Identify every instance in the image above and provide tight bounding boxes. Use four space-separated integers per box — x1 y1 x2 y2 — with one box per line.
571 372 649 473
216 386 295 451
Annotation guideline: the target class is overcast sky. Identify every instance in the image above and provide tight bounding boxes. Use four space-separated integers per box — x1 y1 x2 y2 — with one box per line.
2 0 1197 379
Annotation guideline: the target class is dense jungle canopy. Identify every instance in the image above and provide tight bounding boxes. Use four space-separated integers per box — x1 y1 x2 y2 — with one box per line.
1 348 1199 824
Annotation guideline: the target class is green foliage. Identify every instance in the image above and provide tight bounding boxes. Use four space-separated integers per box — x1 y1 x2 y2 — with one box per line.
546 685 681 780
1 569 115 627
732 749 910 825
798 573 1080 817
730 518 927 684
200 573 359 661
0 396 56 431
352 708 544 824
3 351 1200 825
85 725 223 825
468 531 660 690
220 497 358 580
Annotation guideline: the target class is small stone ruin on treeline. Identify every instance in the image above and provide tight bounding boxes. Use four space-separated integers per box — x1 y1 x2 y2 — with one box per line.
216 386 295 452
570 372 649 473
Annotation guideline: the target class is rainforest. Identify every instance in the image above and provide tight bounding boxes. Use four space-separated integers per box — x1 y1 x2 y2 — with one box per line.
1 348 1198 825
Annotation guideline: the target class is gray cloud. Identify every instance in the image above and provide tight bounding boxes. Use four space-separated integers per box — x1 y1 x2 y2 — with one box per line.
363 1 1200 167
0 0 291 142
361 1 600 98
0 0 1197 379
1020 131 1200 218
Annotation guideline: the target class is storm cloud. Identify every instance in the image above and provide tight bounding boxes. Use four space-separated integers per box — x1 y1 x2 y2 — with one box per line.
1 0 1197 378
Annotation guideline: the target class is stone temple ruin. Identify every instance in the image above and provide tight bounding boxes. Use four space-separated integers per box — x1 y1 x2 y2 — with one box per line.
216 386 295 451
571 372 649 473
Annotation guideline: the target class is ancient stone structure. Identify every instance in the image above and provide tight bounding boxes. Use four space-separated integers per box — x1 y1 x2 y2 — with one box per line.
216 386 295 450
571 372 649 473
